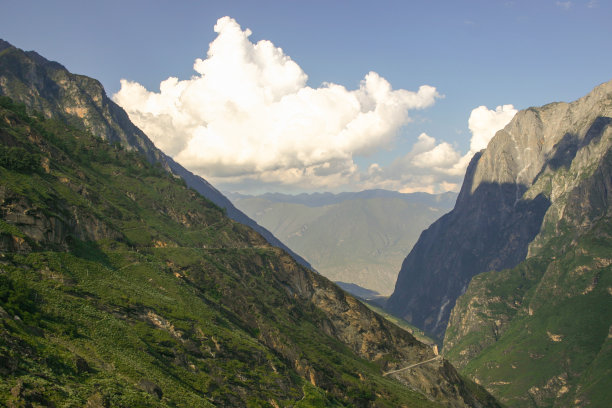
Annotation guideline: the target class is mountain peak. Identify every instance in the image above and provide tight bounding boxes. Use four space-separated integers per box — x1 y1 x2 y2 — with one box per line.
0 38 13 52
386 77 612 339
469 78 612 195
0 39 67 71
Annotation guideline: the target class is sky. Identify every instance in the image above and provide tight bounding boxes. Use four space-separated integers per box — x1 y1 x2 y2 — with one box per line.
1 0 610 194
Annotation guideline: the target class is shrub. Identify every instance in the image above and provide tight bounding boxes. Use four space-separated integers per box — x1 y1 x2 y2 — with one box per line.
0 274 40 321
0 145 40 172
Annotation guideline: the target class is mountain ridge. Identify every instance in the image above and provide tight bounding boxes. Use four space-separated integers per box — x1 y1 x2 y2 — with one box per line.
0 39 311 270
227 189 457 208
442 80 612 406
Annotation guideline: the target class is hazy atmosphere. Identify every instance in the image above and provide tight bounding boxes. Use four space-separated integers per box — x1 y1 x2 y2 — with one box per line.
2 0 610 193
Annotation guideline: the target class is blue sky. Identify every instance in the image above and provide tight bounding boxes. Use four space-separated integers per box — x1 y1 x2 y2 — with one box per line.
1 0 610 194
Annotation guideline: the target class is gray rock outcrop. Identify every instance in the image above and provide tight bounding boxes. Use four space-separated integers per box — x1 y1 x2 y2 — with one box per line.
386 79 612 339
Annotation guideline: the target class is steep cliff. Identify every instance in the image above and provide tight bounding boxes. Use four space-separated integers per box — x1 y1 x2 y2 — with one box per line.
0 96 498 406
443 81 612 407
387 80 612 340
0 39 311 269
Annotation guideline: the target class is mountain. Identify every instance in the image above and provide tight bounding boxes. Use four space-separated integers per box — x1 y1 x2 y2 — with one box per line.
385 82 610 339
229 190 456 295
443 82 612 406
0 39 311 270
384 78 612 405
385 145 552 339
0 95 499 406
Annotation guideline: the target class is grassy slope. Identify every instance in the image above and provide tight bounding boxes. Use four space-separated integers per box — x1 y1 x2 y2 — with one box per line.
0 97 443 407
446 224 611 406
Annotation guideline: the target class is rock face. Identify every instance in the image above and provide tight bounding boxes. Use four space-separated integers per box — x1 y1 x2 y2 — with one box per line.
443 81 612 407
386 80 612 341
0 39 311 269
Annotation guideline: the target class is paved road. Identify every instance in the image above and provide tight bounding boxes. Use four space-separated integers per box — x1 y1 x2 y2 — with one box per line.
382 355 442 376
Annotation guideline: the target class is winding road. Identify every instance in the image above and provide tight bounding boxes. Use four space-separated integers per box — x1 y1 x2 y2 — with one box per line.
382 355 442 376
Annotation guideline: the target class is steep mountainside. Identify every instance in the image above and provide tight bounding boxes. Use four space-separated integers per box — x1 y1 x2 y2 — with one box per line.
0 97 499 407
443 83 612 406
386 80 612 340
0 39 310 269
230 191 455 295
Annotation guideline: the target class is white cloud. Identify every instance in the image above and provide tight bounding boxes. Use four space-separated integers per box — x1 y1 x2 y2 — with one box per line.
357 103 517 194
468 104 517 152
113 16 518 195
113 16 440 190
412 140 461 169
354 133 462 194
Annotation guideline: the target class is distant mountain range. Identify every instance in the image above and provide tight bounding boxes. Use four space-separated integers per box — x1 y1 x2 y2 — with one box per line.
228 190 456 295
229 190 457 208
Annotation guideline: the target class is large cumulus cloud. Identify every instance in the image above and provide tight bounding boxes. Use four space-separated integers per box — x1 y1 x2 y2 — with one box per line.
113 16 440 190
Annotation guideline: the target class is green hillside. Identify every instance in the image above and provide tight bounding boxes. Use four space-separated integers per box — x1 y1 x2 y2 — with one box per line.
444 214 612 407
0 97 497 407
